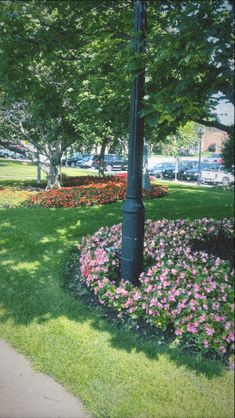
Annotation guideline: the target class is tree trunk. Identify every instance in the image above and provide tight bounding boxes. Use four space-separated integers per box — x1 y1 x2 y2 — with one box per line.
109 137 118 154
36 151 41 185
98 137 108 176
46 140 63 190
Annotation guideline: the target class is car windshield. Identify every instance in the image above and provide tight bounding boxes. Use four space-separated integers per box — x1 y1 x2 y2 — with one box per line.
115 155 125 161
152 163 164 169
166 164 177 168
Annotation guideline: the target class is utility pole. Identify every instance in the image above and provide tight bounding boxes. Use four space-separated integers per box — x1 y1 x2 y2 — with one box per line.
121 0 146 286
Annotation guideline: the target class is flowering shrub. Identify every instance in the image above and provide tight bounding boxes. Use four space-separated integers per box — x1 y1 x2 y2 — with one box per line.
22 176 168 208
79 218 234 354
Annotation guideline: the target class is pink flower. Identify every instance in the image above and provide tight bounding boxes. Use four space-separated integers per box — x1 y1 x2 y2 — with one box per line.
146 285 153 293
204 325 215 336
175 328 182 336
224 321 231 329
227 331 234 342
199 314 206 323
133 292 141 301
150 298 157 306
204 339 209 348
187 323 198 334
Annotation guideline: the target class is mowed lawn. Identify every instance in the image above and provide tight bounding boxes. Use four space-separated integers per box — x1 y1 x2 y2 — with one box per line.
0 158 96 183
0 162 234 418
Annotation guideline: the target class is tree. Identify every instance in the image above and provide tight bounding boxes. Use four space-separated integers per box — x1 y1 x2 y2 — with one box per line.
0 1 133 185
221 134 234 170
0 96 78 189
143 0 234 139
159 122 200 156
0 1 85 188
0 0 233 185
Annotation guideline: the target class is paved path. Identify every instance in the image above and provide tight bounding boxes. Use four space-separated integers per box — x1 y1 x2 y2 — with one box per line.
0 339 91 418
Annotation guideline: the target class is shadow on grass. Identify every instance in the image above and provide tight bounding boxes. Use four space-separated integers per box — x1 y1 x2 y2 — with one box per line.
0 202 232 379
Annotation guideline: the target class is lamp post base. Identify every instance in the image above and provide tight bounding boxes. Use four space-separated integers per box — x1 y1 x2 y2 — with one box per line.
121 197 145 286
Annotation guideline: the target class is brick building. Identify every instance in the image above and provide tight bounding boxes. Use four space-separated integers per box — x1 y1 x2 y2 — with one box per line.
202 127 228 152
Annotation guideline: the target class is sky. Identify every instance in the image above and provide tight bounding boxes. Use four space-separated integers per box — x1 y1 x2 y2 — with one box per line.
215 101 234 126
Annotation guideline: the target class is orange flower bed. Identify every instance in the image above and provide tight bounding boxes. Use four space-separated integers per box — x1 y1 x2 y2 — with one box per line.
23 176 168 208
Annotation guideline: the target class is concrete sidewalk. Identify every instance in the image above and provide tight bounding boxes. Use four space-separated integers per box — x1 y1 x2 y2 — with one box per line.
0 339 91 418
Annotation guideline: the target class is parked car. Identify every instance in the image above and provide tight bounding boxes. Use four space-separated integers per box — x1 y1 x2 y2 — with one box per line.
61 153 85 167
77 155 94 168
200 165 234 186
181 162 214 182
148 162 174 178
0 148 15 158
162 163 189 180
92 154 128 172
202 153 224 164
181 160 199 170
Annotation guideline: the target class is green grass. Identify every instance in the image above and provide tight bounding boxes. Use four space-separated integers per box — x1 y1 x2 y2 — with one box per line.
0 177 234 417
0 158 47 181
0 158 96 186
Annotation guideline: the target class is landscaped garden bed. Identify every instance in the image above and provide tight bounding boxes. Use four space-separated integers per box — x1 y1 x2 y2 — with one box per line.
1 179 234 418
22 176 168 208
75 218 234 356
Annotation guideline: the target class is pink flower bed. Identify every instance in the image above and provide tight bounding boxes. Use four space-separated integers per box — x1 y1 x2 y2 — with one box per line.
79 218 234 355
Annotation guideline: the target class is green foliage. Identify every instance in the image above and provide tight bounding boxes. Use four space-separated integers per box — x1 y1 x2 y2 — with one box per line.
159 122 200 156
0 0 233 158
222 134 234 170
144 0 234 138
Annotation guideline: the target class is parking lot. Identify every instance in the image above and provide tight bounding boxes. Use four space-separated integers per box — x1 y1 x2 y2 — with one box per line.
1 153 233 188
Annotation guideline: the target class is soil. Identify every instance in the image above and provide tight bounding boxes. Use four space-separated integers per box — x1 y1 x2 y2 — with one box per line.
192 232 234 267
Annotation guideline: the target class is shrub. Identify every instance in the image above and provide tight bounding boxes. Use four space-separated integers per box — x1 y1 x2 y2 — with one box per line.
79 218 234 355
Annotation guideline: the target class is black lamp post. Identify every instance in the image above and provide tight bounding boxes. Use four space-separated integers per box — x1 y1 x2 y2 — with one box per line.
120 0 146 286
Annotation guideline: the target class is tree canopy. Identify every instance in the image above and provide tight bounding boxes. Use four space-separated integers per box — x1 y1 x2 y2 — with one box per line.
0 0 233 187
144 0 234 138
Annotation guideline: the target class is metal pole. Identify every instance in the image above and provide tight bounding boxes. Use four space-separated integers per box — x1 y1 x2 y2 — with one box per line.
121 0 146 286
197 127 203 185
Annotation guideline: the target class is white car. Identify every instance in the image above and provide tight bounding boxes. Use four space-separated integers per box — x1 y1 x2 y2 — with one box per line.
0 148 15 158
200 165 234 186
